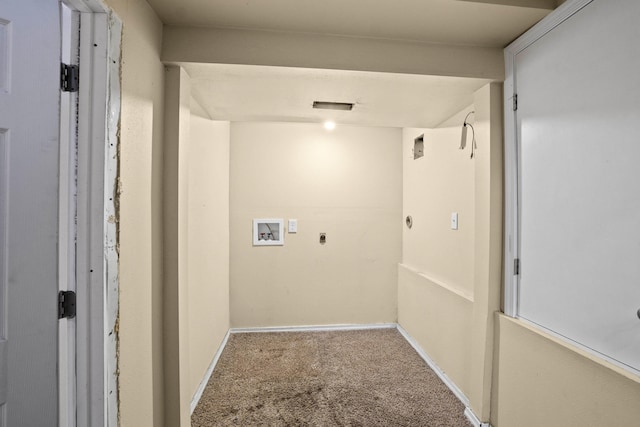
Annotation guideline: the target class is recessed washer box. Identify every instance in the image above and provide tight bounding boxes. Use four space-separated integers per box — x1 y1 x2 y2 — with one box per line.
253 219 284 246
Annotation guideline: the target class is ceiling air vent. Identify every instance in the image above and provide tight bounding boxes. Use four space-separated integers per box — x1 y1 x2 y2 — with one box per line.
312 101 354 111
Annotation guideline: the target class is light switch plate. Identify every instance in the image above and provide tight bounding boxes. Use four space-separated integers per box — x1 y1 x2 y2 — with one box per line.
451 213 458 230
288 219 298 233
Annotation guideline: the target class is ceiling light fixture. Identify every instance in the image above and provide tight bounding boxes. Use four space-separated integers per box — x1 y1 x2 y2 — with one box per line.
313 101 354 111
324 121 336 131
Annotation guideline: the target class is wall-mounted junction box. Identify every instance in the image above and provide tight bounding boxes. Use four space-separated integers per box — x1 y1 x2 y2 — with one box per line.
414 134 424 159
253 219 284 246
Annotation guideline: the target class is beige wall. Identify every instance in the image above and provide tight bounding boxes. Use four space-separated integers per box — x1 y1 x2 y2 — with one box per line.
402 110 476 297
398 264 473 395
398 83 503 422
103 0 165 425
493 315 640 427
163 70 232 425
230 122 402 327
467 83 503 420
187 104 230 397
399 105 477 398
163 26 505 80
162 66 193 426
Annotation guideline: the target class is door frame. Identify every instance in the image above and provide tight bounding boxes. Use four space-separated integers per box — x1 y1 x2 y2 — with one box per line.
60 1 121 425
502 0 592 317
58 4 80 425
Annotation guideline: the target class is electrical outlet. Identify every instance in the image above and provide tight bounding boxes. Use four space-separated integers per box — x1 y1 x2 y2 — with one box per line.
319 233 326 244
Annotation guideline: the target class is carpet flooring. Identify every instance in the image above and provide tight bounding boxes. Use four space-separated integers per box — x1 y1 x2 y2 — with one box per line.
192 328 471 426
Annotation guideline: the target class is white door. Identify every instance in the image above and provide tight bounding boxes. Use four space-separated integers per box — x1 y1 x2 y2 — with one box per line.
0 0 61 424
515 0 640 373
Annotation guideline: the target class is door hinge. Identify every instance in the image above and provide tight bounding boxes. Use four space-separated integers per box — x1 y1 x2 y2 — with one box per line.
58 291 76 319
514 258 520 275
512 93 518 111
60 63 79 92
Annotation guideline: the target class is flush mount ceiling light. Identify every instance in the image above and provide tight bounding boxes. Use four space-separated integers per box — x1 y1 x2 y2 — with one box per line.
323 121 336 131
313 101 354 111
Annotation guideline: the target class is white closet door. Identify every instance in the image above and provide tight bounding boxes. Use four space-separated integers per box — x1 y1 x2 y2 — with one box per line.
516 0 640 372
0 1 61 424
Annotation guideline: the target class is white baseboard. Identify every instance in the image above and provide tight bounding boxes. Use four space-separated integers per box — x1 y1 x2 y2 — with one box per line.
464 407 492 427
190 330 231 415
230 323 397 334
396 324 470 406
396 325 491 427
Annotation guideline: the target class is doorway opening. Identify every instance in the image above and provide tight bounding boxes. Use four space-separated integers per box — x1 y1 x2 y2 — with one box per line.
59 1 122 425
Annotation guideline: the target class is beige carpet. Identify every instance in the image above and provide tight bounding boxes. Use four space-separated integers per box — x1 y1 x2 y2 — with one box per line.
192 328 471 426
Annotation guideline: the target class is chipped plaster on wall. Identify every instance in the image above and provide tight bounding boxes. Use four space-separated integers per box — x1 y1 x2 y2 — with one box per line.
105 10 122 427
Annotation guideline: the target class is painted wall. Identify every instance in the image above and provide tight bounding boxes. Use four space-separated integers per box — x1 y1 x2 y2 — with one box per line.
106 0 164 427
102 0 165 426
162 66 193 426
398 83 503 422
399 107 476 398
402 111 476 297
163 69 232 425
187 104 230 397
493 315 640 427
398 265 473 394
162 26 505 80
229 122 402 327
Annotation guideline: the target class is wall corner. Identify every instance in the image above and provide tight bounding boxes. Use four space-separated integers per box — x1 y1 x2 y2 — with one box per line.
468 82 504 422
162 65 192 426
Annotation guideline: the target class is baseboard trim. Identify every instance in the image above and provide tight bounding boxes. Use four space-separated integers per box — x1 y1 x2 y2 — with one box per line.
230 323 397 334
396 325 491 426
190 329 231 415
464 407 492 427
396 325 470 406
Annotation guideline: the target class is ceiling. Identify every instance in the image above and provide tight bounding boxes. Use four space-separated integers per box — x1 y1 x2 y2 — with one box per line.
149 0 555 128
185 63 492 128
148 0 553 47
